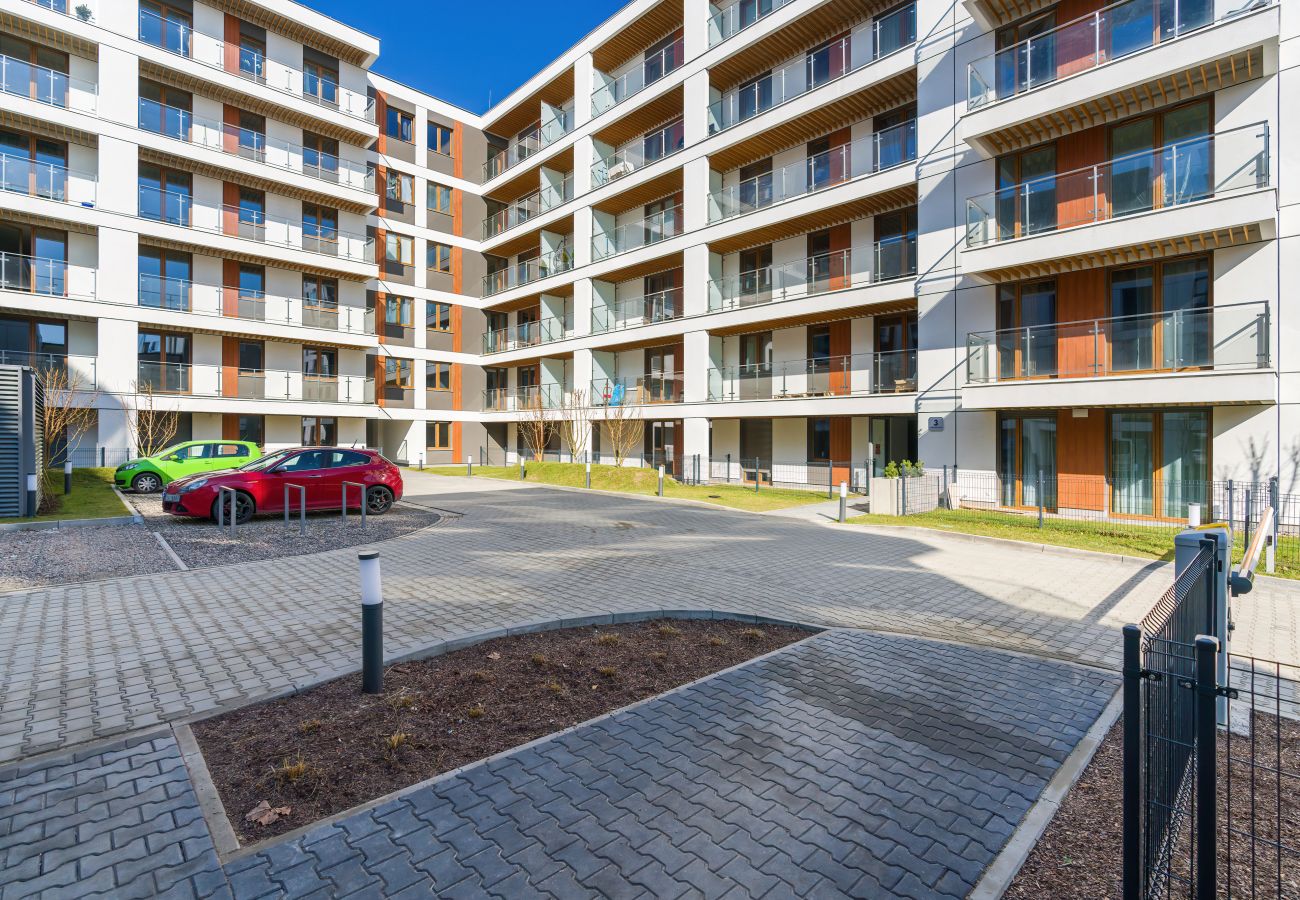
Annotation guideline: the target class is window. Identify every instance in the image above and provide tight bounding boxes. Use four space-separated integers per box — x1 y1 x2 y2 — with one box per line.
808 418 832 462
238 265 264 300
138 163 191 225
386 171 414 205
643 118 685 164
138 79 192 140
235 110 266 160
428 182 452 214
427 301 451 331
302 275 338 311
996 280 1056 378
139 0 192 55
0 316 67 364
1109 256 1211 373
427 242 452 273
302 203 338 247
385 357 412 389
215 442 251 458
281 448 330 470
238 340 263 373
384 296 413 329
428 123 452 156
137 330 190 393
386 108 414 143
302 346 337 376
138 248 191 310
331 449 370 467
1109 409 1209 519
238 187 265 234
236 20 266 82
302 48 339 106
301 417 337 446
385 233 413 267
997 413 1057 509
235 414 263 446
427 362 451 391
428 422 451 450
996 145 1056 239
302 132 339 178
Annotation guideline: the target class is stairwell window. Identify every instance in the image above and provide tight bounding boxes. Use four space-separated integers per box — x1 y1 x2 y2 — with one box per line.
429 123 453 157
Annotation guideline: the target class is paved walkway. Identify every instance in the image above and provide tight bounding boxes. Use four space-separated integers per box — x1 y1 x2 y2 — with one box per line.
1 630 1117 899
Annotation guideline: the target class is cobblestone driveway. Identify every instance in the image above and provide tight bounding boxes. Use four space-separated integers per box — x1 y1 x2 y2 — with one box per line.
1 630 1117 899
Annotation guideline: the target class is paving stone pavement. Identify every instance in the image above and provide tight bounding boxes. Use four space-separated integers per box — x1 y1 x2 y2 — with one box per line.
0 629 1118 899
1 471 1294 768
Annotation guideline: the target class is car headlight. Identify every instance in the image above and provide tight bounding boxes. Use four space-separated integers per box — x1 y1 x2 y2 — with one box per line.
119 462 140 472
179 478 209 493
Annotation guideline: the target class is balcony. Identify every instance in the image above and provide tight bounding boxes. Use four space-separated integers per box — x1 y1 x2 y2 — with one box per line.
707 0 796 46
592 37 685 117
708 240 917 312
592 121 685 187
707 5 916 134
483 175 574 239
482 384 562 411
136 99 373 191
0 53 97 115
136 273 373 335
963 301 1275 408
136 362 372 403
482 247 574 297
0 253 96 299
18 0 96 21
591 287 681 333
0 155 97 208
483 108 574 182
0 350 96 388
707 351 917 401
709 121 916 222
593 204 682 260
482 320 566 354
592 373 684 406
136 184 374 263
135 7 375 124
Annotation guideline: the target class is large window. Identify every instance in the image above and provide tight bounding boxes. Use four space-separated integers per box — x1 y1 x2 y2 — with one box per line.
0 35 69 107
137 79 192 140
1109 256 1211 373
428 123 453 156
427 242 452 273
0 316 66 367
302 132 339 180
427 301 451 332
302 203 338 251
0 223 67 295
139 0 192 56
138 164 191 225
302 346 336 377
1109 101 1211 218
235 414 263 446
385 233 413 268
428 421 451 450
138 248 191 310
1110 410 1209 518
386 171 414 205
807 418 832 462
302 49 339 107
427 362 451 391
301 416 337 446
137 330 190 393
998 413 1056 509
996 144 1055 240
996 280 1056 378
428 182 452 214
385 107 413 143
385 357 412 389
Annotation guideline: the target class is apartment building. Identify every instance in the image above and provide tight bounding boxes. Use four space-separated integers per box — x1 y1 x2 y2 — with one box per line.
1 0 1292 517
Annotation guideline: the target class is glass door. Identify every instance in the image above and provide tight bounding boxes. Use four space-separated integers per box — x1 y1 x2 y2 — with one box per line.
1159 257 1210 370
1110 412 1155 515
998 414 1057 509
996 280 1056 378
1109 265 1155 372
996 145 1056 240
1109 117 1155 217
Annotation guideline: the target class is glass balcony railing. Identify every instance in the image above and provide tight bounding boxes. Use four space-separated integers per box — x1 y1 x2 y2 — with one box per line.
592 205 682 260
591 121 685 186
483 108 575 182
0 253 95 298
966 0 1256 108
707 350 917 400
136 98 372 190
965 301 1270 383
482 320 567 353
136 8 375 123
0 154 97 206
0 53 97 114
591 373 684 406
591 287 682 333
707 240 917 312
136 184 374 262
707 0 797 46
136 273 373 334
482 384 562 411
592 37 686 117
965 124 1270 247
137 360 372 402
707 5 915 134
482 247 575 296
482 175 574 239
0 350 96 387
709 121 916 222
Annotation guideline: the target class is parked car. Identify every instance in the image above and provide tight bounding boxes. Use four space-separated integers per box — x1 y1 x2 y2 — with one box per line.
115 440 262 493
161 447 402 524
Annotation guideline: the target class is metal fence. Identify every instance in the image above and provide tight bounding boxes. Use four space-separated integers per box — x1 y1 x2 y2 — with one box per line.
55 447 133 468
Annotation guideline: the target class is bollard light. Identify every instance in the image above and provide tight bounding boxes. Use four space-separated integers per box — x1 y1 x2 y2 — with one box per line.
658 465 665 497
585 460 591 489
466 455 473 477
419 453 424 471
64 459 72 495
839 481 848 523
359 551 384 694
26 473 37 517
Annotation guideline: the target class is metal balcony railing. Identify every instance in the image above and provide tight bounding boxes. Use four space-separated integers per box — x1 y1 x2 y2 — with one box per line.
482 247 574 296
20 0 96 22
0 53 97 114
482 319 566 354
592 204 682 260
709 120 916 222
707 5 915 134
707 0 796 46
707 240 917 311
707 350 918 400
591 121 685 186
482 174 574 238
0 351 96 388
966 301 1271 383
966 0 1260 108
591 287 681 333
483 106 575 182
136 98 372 190
135 273 373 334
591 373 684 406
136 361 372 402
136 7 375 123
965 124 1270 247
482 384 562 411
592 37 686 116
0 155 97 206
0 253 96 299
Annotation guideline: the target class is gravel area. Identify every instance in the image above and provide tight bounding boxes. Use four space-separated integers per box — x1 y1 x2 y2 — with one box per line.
0 522 175 592
129 494 443 569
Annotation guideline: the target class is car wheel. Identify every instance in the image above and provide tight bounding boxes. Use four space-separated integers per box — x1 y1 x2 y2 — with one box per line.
132 472 161 494
211 491 255 525
366 486 394 516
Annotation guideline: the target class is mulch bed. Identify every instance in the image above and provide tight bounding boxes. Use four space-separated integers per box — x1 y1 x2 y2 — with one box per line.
192 618 811 843
1008 713 1300 899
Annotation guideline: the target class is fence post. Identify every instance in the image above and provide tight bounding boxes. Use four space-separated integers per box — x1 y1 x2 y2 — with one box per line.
1243 488 1252 557
1037 469 1044 529
827 463 833 500
1121 624 1142 900
1226 480 1234 537
900 473 907 516
100 446 105 467
1267 476 1278 574
1194 635 1219 900
942 464 948 507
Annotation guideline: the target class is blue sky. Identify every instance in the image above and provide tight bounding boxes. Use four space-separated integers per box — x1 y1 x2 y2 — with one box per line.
297 0 625 114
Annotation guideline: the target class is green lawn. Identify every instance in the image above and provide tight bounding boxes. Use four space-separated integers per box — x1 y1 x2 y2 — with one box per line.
0 468 127 524
846 507 1300 580
419 461 834 512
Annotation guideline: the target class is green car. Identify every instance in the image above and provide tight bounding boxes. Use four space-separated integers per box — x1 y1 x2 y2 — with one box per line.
114 440 263 493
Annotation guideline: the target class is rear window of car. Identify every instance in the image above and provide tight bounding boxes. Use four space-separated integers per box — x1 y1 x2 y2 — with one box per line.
214 443 250 457
330 450 371 468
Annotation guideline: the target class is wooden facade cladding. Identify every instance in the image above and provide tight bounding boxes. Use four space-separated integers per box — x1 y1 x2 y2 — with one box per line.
1056 408 1106 510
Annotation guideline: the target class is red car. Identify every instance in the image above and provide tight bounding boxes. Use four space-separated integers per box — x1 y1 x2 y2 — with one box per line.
161 447 403 524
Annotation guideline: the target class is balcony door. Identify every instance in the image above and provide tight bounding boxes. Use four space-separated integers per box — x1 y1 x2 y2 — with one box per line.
1109 100 1211 219
996 280 1056 379
998 413 1057 510
643 270 679 322
138 330 190 394
994 10 1055 99
807 128 850 192
0 128 67 201
807 225 850 292
739 245 772 305
1110 410 1209 519
806 32 850 90
874 104 916 171
1108 256 1210 374
875 312 917 391
644 345 679 402
739 331 772 399
0 223 66 295
996 145 1055 240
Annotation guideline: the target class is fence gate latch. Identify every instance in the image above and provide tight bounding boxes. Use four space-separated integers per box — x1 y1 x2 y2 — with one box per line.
1215 685 1240 700
1138 669 1163 683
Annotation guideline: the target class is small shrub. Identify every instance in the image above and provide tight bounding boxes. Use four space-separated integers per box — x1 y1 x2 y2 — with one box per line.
297 718 322 735
740 628 765 641
530 653 548 667
883 460 900 478
467 705 485 719
707 637 727 647
273 754 310 784
384 732 409 753
386 691 415 710
596 666 617 678
544 680 564 694
471 670 494 683
595 633 621 646
656 624 681 638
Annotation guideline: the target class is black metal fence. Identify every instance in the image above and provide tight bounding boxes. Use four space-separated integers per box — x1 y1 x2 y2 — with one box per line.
56 447 133 468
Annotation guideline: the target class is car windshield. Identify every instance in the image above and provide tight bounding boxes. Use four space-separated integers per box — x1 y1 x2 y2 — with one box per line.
239 449 293 472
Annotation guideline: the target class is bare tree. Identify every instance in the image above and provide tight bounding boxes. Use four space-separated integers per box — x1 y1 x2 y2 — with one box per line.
37 364 100 509
128 381 181 458
518 389 556 462
557 388 592 463
603 399 644 468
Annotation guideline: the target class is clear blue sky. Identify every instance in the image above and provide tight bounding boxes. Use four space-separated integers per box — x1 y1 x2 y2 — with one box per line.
297 0 625 114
